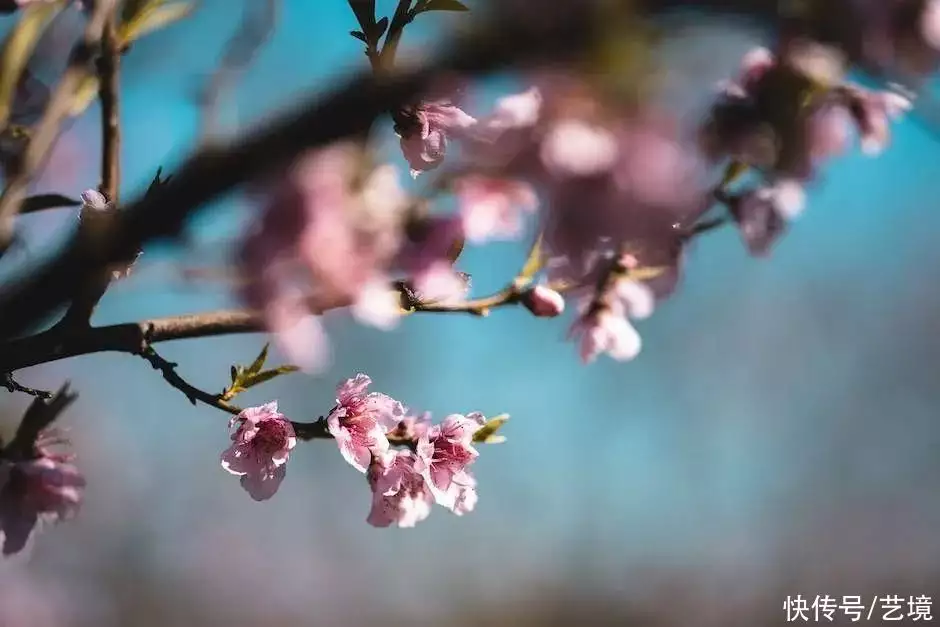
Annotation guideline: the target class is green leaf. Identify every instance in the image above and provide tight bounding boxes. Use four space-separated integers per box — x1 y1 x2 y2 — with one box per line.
247 343 270 375
627 266 668 282
417 0 470 13
518 234 543 282
472 414 509 444
243 366 300 388
349 30 367 43
67 74 99 118
221 347 299 401
0 1 67 129
119 1 194 46
121 0 152 24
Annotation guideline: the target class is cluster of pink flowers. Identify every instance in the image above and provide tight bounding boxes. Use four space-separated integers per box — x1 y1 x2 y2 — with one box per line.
0 430 86 556
219 375 489 528
238 143 469 372
703 42 913 255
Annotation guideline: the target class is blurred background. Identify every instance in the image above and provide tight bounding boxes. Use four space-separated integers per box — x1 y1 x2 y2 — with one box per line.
1 1 939 625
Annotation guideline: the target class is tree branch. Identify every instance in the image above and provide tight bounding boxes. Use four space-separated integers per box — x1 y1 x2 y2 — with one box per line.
55 5 123 331
199 0 279 142
0 2 601 341
139 345 239 414
0 0 116 251
378 0 413 72
1 372 52 398
99 10 121 203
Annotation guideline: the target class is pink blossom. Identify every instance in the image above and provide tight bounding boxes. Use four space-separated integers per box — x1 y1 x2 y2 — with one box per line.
396 98 476 177
924 0 940 50
718 47 775 98
239 144 412 368
0 432 85 556
480 86 543 132
366 450 434 528
807 104 853 161
395 214 469 304
571 308 642 364
521 284 565 317
454 175 538 243
350 277 403 330
728 179 805 256
569 278 655 364
847 88 912 155
220 402 296 501
540 119 618 177
414 412 485 513
327 374 405 473
462 87 544 166
80 189 109 211
739 47 775 85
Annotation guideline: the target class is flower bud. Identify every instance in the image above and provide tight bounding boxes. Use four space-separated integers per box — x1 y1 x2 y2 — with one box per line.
521 285 565 318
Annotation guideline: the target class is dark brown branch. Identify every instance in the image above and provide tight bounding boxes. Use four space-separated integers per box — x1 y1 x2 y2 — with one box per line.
0 0 116 251
140 345 239 415
99 10 121 203
0 310 264 373
56 5 123 330
1 372 52 398
0 0 789 341
378 0 413 72
3 382 76 461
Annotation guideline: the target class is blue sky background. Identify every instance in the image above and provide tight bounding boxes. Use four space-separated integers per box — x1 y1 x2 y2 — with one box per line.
1 2 939 625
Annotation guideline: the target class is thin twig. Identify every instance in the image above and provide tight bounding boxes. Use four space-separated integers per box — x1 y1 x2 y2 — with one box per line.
3 382 76 461
139 345 239 415
1 372 52 399
0 0 116 252
56 4 123 330
200 0 279 142
99 10 121 203
378 0 413 73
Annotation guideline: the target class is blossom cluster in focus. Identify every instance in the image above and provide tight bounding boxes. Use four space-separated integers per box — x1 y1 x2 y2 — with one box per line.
219 375 492 528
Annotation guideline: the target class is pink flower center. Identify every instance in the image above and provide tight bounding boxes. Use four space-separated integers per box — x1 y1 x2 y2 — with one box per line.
252 420 290 455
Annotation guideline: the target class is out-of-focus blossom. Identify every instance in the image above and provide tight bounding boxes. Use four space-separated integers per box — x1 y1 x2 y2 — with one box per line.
845 88 913 155
239 144 412 369
0 431 85 556
521 284 565 318
395 213 469 304
570 277 655 364
327 374 405 473
220 402 296 501
79 189 109 211
807 104 853 160
704 43 910 183
782 39 847 86
540 119 619 177
728 179 805 256
454 175 538 243
456 77 704 320
924 0 940 50
716 46 774 98
396 96 476 177
350 278 403 330
366 450 434 528
414 412 484 513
